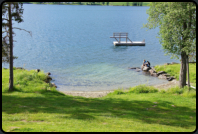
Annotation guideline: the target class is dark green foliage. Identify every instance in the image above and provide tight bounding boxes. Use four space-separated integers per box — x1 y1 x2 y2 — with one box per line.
2 2 24 63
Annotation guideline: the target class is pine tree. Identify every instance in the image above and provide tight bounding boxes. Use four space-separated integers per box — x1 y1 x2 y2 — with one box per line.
2 2 31 90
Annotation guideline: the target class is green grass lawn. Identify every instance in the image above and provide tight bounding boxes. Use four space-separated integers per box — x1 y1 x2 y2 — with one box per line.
2 68 196 132
154 63 196 87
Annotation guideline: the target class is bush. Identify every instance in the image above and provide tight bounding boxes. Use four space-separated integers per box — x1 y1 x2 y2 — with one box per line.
129 85 158 94
166 86 183 94
159 89 166 94
111 89 125 95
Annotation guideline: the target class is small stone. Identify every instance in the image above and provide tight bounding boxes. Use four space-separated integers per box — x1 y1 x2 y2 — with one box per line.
157 71 166 75
136 69 141 72
171 62 179 64
164 63 171 65
171 105 175 107
16 67 24 70
163 74 170 77
167 77 174 81
190 116 193 119
47 72 51 75
153 102 158 104
51 83 57 88
158 74 167 79
35 69 40 72
151 73 158 77
47 76 52 80
129 67 137 69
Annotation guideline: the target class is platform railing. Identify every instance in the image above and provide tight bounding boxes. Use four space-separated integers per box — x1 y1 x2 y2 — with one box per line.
110 33 132 43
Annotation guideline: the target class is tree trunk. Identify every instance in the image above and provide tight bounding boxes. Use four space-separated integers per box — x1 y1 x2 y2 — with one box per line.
179 52 187 88
186 55 190 91
8 3 14 91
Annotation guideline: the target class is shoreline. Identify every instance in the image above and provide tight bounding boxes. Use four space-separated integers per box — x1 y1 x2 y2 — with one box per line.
2 66 180 98
59 79 179 98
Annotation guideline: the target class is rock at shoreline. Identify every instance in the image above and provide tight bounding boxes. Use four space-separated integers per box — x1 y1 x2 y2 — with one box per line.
157 71 166 75
35 69 40 72
158 74 167 79
16 67 24 70
129 67 137 69
142 66 151 71
51 83 57 88
149 69 156 74
47 75 52 80
151 73 158 77
164 63 171 65
171 62 179 64
162 74 171 77
47 72 51 75
166 77 175 81
136 69 141 72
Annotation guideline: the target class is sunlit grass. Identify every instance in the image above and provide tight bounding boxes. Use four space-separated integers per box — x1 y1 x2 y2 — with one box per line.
2 69 196 132
154 63 196 85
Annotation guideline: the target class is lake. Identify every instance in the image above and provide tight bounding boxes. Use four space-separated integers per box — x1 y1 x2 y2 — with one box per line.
2 4 180 92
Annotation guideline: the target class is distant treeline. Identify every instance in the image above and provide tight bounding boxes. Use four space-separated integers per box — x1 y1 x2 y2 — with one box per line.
23 2 150 6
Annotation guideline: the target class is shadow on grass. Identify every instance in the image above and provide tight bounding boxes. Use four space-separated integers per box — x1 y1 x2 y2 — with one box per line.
2 91 196 128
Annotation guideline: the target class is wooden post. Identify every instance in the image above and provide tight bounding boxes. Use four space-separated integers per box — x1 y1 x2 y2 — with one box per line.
187 55 190 91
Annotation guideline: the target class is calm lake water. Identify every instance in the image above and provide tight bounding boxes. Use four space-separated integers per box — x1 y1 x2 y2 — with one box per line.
2 4 180 91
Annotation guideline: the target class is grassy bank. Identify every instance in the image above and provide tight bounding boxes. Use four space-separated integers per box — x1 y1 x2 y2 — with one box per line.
2 68 196 132
154 63 196 87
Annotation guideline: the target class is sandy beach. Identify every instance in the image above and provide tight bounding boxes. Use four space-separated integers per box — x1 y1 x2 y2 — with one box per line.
59 79 179 98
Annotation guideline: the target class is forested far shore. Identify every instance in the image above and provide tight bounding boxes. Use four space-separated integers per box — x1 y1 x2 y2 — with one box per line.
22 2 150 6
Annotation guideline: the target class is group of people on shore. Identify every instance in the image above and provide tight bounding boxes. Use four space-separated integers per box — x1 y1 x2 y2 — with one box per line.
143 59 150 67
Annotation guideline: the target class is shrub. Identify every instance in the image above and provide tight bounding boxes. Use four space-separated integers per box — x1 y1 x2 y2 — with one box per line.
159 89 166 94
129 85 158 94
166 86 183 94
181 87 196 98
111 89 125 95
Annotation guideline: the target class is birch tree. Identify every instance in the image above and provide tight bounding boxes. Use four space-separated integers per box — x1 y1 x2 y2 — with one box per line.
143 2 196 88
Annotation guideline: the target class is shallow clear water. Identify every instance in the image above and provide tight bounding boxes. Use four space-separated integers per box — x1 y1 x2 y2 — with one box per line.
2 4 180 91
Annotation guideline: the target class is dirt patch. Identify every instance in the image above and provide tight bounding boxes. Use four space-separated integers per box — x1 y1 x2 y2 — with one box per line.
152 79 179 90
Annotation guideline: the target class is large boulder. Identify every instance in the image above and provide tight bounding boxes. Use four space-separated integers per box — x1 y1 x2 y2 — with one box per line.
142 66 151 71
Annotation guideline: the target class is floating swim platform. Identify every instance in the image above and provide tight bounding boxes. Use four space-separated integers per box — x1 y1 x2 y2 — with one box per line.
113 41 145 46
110 32 145 46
